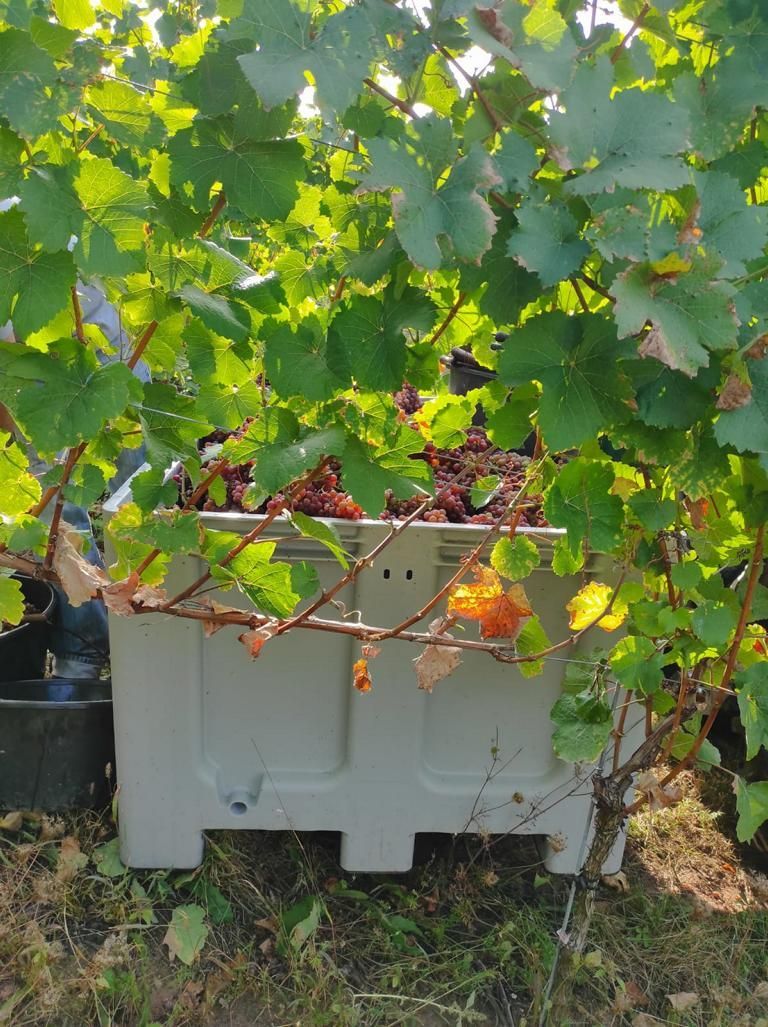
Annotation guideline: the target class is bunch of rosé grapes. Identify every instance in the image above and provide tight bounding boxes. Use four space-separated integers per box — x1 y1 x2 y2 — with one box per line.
193 423 547 525
393 382 422 415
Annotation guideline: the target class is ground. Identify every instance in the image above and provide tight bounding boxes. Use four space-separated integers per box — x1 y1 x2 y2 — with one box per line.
1 773 768 1027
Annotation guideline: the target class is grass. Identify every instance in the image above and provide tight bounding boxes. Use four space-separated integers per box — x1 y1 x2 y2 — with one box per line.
1 775 768 1027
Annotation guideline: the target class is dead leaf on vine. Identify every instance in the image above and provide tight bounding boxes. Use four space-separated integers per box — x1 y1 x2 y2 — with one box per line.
684 496 709 529
414 643 462 693
635 770 682 812
667 992 699 1013
238 624 277 658
202 599 243 638
53 523 108 607
134 583 168 608
101 572 140 616
475 6 513 46
638 325 684 375
353 658 372 693
746 333 768 360
716 373 752 411
676 200 702 246
566 581 627 632
362 644 382 659
447 565 532 640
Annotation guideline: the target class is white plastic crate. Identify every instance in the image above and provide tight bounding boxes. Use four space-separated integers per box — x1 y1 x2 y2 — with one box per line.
103 474 644 874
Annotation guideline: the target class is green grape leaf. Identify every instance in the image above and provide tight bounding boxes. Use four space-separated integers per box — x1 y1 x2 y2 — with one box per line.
715 358 768 457
358 127 500 270
236 0 375 113
197 382 262 431
19 166 80 253
0 28 65 138
169 117 304 221
669 717 722 769
734 777 768 843
250 426 346 496
54 0 95 30
694 170 768 277
177 285 250 343
485 384 537 450
2 340 141 454
466 0 578 92
290 511 349 569
609 636 664 695
627 489 676 532
29 15 77 58
736 664 768 761
219 543 304 617
691 600 739 649
515 614 550 678
612 262 739 377
491 534 540 580
421 395 475 449
0 433 41 515
543 459 624 556
131 468 178 514
550 688 614 763
327 287 436 392
551 535 584 576
471 474 501 509
507 200 588 288
499 313 633 450
85 79 163 149
460 212 540 325
264 319 341 402
342 435 426 517
0 575 24 626
674 57 768 163
493 129 538 192
0 126 24 197
72 157 151 277
0 208 76 336
549 57 689 195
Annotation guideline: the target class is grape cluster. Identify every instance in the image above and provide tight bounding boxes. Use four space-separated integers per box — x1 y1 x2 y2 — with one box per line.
394 382 423 415
192 422 548 526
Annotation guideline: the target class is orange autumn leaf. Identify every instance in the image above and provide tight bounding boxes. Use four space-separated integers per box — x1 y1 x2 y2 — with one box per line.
353 658 372 692
447 565 533 640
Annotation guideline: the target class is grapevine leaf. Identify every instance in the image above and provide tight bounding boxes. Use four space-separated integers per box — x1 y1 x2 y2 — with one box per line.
543 459 624 556
236 0 375 112
566 581 628 633
493 129 538 192
715 358 768 457
515 614 550 678
485 384 537 450
0 433 41 515
219 543 303 617
0 576 24 627
499 313 633 450
264 320 341 402
130 468 179 515
736 664 768 761
73 158 151 277
627 489 676 532
342 436 426 517
609 636 664 695
250 426 346 497
691 600 738 648
85 79 163 149
549 57 690 195
54 0 95 30
169 117 304 221
290 511 349 568
447 565 532 640
0 209 76 336
459 212 540 324
491 535 540 580
0 28 65 138
550 689 613 763
358 127 500 270
19 166 80 253
507 199 588 287
3 340 142 454
327 287 436 392
694 170 768 277
0 126 24 197
612 262 739 377
734 777 768 843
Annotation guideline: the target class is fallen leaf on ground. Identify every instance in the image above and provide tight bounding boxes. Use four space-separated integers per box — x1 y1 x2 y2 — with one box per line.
613 980 648 1012
353 657 372 692
566 581 627 632
56 836 88 883
53 523 108 606
448 565 532 640
163 904 208 965
632 1015 662 1027
602 870 630 893
0 812 23 832
667 992 699 1012
754 981 768 1001
179 980 204 1011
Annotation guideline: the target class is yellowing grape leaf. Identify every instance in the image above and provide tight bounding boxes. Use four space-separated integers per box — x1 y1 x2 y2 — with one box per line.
566 581 628 632
353 657 372 692
448 565 532 640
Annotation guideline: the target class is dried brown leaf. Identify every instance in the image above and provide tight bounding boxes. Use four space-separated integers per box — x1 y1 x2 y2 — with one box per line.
667 992 699 1012
53 523 108 606
475 6 513 45
101 572 140 616
716 373 752 411
353 657 372 692
56 836 88 883
134 583 168 608
0 811 23 832
238 623 277 658
413 643 462 693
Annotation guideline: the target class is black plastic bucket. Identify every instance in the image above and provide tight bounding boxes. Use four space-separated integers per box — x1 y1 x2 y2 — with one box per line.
0 576 56 683
0 679 115 810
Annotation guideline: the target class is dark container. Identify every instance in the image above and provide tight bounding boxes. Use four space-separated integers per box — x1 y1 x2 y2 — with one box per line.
0 576 56 683
0 679 115 810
